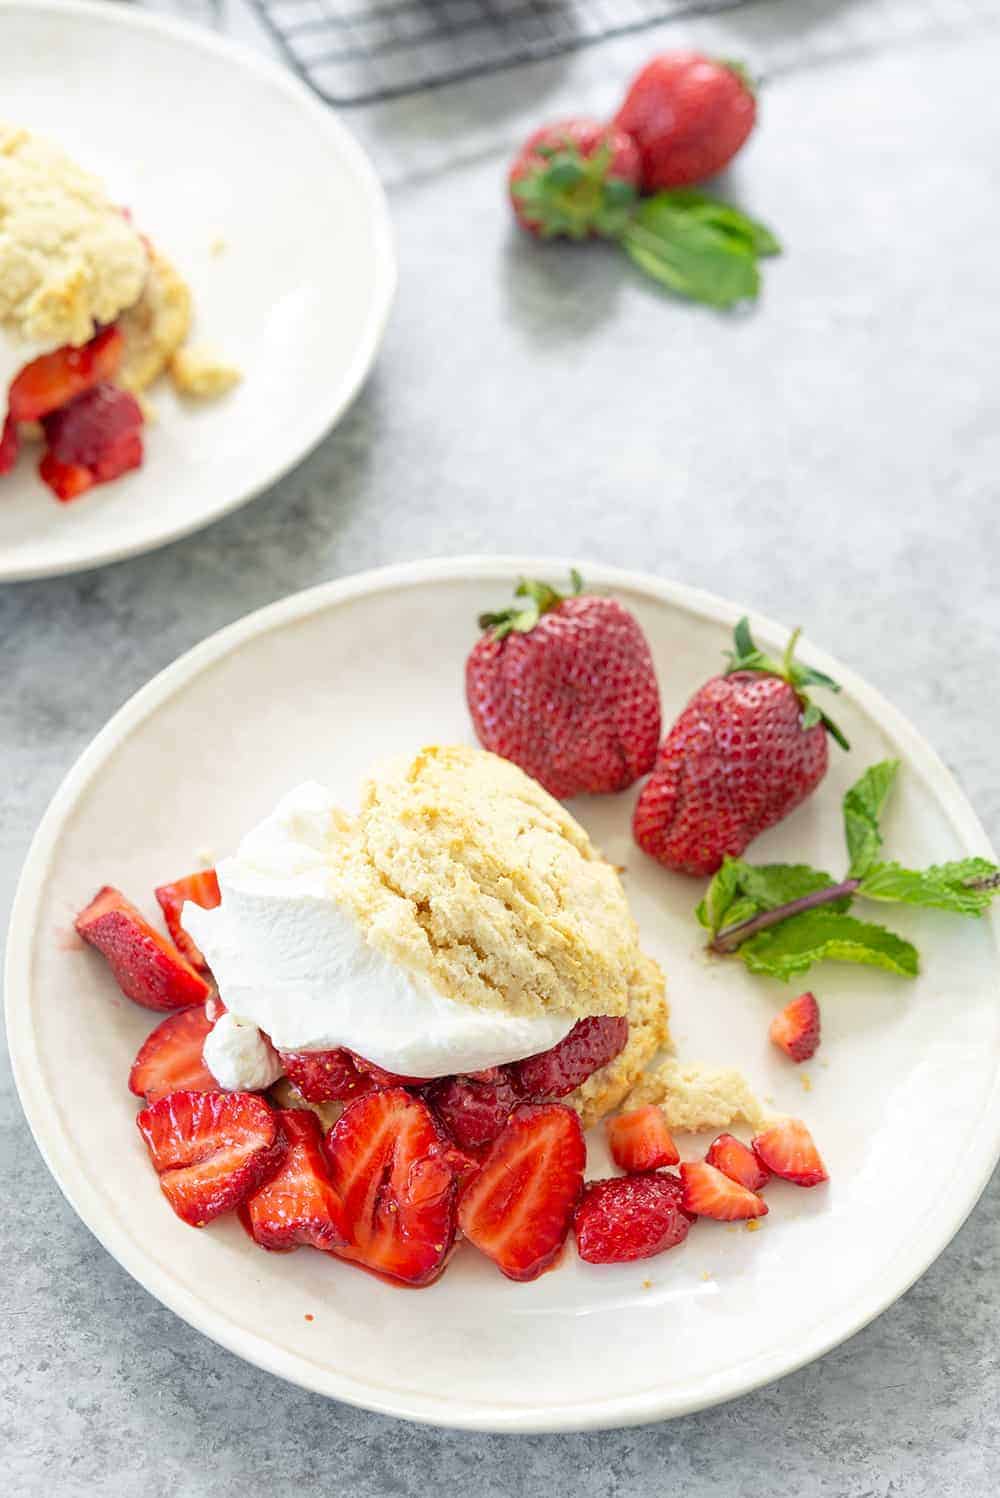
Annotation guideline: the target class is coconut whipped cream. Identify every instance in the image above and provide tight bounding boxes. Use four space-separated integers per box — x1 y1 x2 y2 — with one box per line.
184 782 575 1083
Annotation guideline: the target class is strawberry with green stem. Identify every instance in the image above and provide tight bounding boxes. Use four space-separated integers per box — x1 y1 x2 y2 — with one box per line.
634 618 848 877
509 118 641 240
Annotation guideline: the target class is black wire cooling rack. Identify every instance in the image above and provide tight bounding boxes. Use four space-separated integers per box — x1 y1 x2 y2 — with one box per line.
247 0 755 107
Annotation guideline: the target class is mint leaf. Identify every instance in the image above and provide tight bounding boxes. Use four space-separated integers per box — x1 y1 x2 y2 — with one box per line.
858 858 1000 915
696 857 749 934
843 760 900 878
739 909 919 981
621 193 767 309
739 863 844 911
658 188 780 256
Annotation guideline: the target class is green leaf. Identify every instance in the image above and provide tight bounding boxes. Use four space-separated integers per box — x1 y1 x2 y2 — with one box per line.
858 858 1000 915
697 858 844 937
739 909 919 981
696 856 750 934
656 187 780 256
621 193 768 309
843 760 900 877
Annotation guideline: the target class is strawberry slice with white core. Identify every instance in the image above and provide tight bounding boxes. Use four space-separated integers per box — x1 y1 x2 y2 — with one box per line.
136 1090 284 1227
325 1088 467 1286
753 1118 828 1187
129 1005 218 1102
606 1104 680 1172
574 1172 693 1263
706 1132 769 1192
76 885 210 1011
155 869 221 973
8 325 123 422
680 1161 768 1221
769 991 821 1063
241 1109 348 1251
457 1103 586 1281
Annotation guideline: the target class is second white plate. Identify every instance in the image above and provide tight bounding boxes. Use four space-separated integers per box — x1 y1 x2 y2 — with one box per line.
6 558 1000 1429
0 0 395 580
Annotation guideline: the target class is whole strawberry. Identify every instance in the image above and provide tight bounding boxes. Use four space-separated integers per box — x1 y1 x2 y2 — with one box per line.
614 52 757 191
633 619 847 875
466 571 661 800
508 118 641 239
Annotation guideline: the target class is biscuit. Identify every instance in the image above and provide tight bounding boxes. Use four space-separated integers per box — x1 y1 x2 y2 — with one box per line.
626 1057 768 1133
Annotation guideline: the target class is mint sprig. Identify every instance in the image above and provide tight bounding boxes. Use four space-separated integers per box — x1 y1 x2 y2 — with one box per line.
699 760 1000 980
621 190 780 309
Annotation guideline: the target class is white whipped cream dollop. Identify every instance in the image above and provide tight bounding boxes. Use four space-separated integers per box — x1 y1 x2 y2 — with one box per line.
203 1011 284 1091
183 782 574 1082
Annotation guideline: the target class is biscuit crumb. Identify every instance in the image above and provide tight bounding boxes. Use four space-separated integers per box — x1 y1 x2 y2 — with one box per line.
137 395 157 426
745 1219 762 1233
195 847 216 867
641 1279 653 1291
800 1073 812 1092
627 1058 766 1133
169 343 242 399
210 235 227 257
700 1270 712 1281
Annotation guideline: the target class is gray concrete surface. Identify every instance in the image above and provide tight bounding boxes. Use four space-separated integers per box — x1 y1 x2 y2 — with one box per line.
3 3 999 1494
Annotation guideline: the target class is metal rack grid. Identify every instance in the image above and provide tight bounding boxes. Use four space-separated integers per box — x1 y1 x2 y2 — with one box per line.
247 0 753 107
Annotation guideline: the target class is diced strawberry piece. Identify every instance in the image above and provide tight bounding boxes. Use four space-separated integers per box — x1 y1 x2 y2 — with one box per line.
424 1066 522 1151
279 1048 376 1103
128 1005 218 1102
325 1088 465 1286
606 1104 680 1173
769 991 821 1063
155 869 221 973
753 1118 828 1187
574 1172 693 1263
457 1103 586 1281
356 1055 430 1088
680 1160 768 1220
136 1090 284 1227
76 885 210 1011
706 1132 769 1192
241 1109 348 1251
0 412 19 475
40 382 143 500
8 325 123 421
513 1015 629 1099
38 453 94 502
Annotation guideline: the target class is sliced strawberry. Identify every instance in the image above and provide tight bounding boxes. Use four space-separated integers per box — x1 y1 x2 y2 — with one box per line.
40 382 143 500
574 1172 693 1263
424 1066 522 1151
606 1104 680 1173
129 1005 218 1102
325 1088 465 1286
154 869 221 973
38 453 95 502
680 1160 768 1220
76 885 210 1011
457 1103 586 1281
0 411 19 475
205 992 227 1023
706 1132 769 1192
769 991 821 1063
357 1055 430 1089
753 1118 828 1187
8 325 123 421
241 1108 348 1251
279 1048 375 1103
136 1090 284 1227
513 1015 628 1099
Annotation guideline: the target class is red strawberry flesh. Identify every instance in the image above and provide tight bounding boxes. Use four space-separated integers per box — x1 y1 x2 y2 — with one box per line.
606 1104 680 1173
614 52 757 191
753 1118 828 1187
467 580 661 801
574 1171 693 1263
8 325 123 422
680 1160 768 1220
241 1108 348 1251
76 885 210 1011
136 1090 284 1227
279 1048 377 1103
129 1005 219 1102
325 1088 463 1286
514 1015 628 1099
155 869 221 973
0 412 18 475
40 381 143 500
457 1102 586 1281
508 117 641 239
770 991 821 1063
424 1066 522 1151
706 1132 769 1192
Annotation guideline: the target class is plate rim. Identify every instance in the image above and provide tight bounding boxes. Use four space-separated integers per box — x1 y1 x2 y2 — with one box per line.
0 0 397 582
6 554 1000 1431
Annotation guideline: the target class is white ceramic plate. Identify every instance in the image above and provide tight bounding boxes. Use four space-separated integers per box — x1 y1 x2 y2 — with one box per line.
7 558 1000 1431
0 0 395 581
